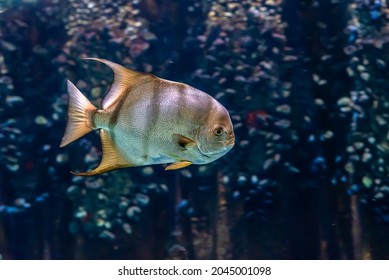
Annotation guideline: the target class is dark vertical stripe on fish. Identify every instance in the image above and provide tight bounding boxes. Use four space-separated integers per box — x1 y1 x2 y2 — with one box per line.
176 83 189 127
177 82 186 94
109 93 127 130
198 92 214 127
141 79 162 162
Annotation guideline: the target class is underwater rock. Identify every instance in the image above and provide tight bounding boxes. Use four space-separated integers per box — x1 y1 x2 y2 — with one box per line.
275 104 291 114
122 223 132 234
135 193 149 206
5 96 24 106
166 244 188 260
126 206 141 218
141 166 154 176
34 115 49 126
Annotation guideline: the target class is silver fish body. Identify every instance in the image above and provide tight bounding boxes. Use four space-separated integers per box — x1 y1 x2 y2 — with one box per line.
60 58 235 175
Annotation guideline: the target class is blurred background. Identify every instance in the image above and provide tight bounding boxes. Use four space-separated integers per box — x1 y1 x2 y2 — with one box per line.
1 0 389 260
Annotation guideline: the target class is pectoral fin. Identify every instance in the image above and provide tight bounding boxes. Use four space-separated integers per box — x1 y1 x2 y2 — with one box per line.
172 134 196 150
165 161 192 171
71 130 134 176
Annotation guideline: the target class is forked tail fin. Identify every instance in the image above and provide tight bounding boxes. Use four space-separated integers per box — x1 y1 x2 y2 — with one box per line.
60 80 97 147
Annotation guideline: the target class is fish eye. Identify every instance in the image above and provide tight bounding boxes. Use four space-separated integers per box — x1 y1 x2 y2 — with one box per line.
214 127 224 136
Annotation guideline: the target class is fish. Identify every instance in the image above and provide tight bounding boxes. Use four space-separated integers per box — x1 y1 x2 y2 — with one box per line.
60 58 235 176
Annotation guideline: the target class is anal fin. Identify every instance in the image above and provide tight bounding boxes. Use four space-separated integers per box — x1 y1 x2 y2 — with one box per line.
165 161 192 171
72 130 133 176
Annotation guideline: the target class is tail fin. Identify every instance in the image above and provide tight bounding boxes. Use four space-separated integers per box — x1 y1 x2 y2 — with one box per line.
60 80 97 147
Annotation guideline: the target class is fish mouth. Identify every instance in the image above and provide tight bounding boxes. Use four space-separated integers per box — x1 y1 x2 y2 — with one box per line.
197 139 234 158
195 131 234 158
226 138 235 146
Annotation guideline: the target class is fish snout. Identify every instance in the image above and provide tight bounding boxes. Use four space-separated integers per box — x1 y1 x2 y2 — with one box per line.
225 137 235 146
227 131 235 146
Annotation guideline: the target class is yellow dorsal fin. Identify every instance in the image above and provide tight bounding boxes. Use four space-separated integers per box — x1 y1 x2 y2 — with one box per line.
165 161 192 171
72 130 134 176
83 58 156 110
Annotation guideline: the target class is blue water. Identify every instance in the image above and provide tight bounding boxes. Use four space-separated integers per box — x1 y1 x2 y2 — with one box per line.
1 0 389 260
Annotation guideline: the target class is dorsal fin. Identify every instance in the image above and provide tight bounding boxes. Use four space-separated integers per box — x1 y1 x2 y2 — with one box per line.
83 58 155 109
71 130 134 176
